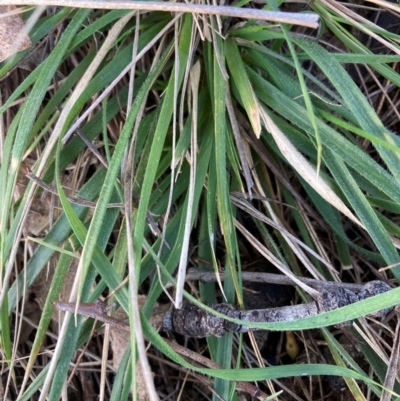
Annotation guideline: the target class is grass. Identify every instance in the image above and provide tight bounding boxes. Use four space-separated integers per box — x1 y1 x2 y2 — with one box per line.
1 1 400 400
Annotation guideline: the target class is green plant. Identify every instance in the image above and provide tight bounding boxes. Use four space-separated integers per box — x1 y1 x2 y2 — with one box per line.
1 2 400 400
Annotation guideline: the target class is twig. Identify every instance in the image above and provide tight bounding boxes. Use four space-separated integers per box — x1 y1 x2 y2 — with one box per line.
8 0 319 28
27 172 168 244
185 267 374 291
27 173 123 208
54 300 130 331
163 281 393 337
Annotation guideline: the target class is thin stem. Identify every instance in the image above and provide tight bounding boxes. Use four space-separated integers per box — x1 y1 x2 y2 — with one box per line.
185 267 376 291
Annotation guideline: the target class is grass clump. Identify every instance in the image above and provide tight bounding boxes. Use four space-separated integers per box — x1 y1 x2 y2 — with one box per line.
1 2 400 400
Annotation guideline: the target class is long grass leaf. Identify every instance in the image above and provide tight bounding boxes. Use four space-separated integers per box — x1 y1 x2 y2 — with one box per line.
294 37 400 185
226 39 261 137
324 149 400 274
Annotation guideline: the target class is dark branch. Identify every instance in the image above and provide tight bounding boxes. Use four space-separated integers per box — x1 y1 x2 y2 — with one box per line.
163 281 393 338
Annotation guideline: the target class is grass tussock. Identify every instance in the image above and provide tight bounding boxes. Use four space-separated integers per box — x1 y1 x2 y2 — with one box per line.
1 2 400 400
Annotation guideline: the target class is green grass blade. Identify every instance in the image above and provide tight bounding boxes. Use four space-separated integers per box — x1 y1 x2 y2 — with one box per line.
294 37 400 185
133 15 191 286
226 39 261 137
324 149 400 273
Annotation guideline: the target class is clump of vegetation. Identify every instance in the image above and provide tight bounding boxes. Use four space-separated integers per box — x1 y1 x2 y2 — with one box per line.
1 1 400 400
